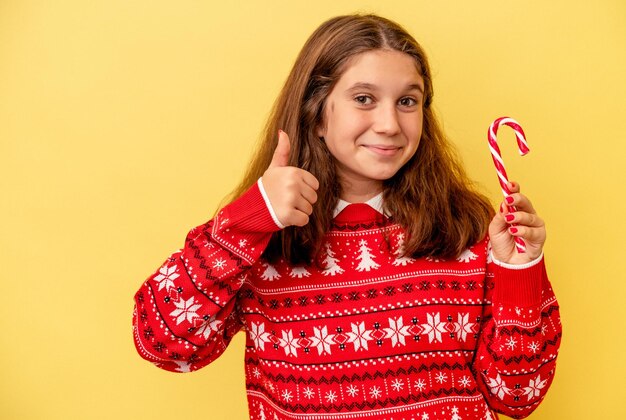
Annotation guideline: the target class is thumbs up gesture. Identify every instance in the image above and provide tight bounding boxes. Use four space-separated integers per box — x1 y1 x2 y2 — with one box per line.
261 130 319 227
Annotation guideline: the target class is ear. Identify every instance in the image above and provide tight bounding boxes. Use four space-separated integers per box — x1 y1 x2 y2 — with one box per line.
315 99 328 138
316 125 325 138
315 116 327 138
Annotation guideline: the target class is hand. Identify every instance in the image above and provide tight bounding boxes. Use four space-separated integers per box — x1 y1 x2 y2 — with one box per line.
488 181 546 265
261 130 319 227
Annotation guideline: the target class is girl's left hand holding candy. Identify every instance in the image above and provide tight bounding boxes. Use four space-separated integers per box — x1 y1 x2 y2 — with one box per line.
488 181 546 265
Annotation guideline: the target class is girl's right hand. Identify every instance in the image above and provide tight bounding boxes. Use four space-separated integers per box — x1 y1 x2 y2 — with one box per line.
261 130 319 227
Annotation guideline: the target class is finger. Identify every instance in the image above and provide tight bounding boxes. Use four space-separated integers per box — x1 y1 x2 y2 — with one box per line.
289 210 310 227
294 197 314 216
299 170 320 191
299 184 318 205
505 193 537 214
508 225 546 244
269 129 290 168
507 181 520 194
504 211 545 228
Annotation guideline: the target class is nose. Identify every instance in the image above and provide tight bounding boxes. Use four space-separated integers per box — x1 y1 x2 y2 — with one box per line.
372 102 401 136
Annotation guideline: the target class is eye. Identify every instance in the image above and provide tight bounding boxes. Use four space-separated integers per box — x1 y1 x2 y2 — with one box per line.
354 95 374 105
398 97 419 107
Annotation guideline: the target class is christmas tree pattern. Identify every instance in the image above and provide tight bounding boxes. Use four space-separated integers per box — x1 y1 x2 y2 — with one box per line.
289 266 311 278
457 248 478 263
355 239 381 272
322 242 345 276
261 263 281 281
392 233 416 266
450 406 462 420
486 241 493 264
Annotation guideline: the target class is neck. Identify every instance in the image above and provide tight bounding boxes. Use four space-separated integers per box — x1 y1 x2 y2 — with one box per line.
339 179 383 203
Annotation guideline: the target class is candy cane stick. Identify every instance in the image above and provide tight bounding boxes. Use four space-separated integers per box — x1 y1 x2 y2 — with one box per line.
488 117 530 253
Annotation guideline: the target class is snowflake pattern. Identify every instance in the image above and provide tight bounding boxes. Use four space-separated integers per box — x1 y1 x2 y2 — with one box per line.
172 360 191 373
369 386 382 399
194 314 222 339
303 387 315 399
528 341 540 353
250 322 271 351
453 313 475 342
278 329 300 357
169 296 201 325
435 372 448 384
236 274 247 287
458 376 472 388
325 390 338 403
212 258 227 270
310 326 334 355
247 309 483 358
346 384 359 397
486 373 511 399
154 265 179 292
390 379 404 392
523 374 547 401
414 379 427 391
421 313 447 343
346 321 373 351
384 316 411 347
504 337 517 350
281 389 293 402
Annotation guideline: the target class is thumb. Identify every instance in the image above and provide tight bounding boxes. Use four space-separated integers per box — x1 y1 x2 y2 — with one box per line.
489 201 510 235
269 129 291 168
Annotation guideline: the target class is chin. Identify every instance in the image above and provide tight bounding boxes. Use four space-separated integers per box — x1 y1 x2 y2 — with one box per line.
370 170 400 181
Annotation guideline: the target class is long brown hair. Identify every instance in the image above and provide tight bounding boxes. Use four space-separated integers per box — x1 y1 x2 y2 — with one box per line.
227 14 494 264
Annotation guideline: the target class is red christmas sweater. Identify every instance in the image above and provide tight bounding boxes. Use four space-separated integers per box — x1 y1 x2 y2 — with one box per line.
133 181 561 420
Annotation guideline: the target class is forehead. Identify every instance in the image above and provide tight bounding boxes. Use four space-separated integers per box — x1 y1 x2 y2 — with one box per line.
336 49 423 87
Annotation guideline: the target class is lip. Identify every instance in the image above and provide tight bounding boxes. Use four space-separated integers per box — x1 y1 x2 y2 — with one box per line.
362 145 402 156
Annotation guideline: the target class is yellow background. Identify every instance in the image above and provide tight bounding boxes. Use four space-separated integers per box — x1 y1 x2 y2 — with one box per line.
2 0 625 419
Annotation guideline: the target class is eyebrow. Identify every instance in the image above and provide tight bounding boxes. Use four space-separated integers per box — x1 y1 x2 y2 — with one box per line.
347 82 424 94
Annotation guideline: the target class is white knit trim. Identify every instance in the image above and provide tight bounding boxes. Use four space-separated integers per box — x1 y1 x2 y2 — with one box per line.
490 250 544 270
257 178 285 229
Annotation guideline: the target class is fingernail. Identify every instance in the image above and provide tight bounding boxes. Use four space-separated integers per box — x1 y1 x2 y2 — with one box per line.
499 203 504 213
510 227 518 234
505 214 515 222
506 196 514 204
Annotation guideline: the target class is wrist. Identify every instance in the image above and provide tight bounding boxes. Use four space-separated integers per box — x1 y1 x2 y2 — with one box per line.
257 178 286 229
490 250 544 270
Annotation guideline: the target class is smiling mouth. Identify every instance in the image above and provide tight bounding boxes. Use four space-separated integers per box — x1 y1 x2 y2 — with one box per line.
362 145 402 156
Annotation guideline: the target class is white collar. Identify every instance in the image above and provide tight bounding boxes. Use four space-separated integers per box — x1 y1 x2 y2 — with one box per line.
332 192 390 218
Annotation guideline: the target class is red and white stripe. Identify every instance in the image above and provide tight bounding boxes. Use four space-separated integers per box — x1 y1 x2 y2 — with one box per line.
488 117 530 253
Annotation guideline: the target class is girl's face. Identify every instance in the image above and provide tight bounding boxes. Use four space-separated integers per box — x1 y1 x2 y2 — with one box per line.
317 49 424 200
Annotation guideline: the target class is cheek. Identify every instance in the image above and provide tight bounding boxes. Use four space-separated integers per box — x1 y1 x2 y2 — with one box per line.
340 113 371 138
329 103 370 131
402 115 423 145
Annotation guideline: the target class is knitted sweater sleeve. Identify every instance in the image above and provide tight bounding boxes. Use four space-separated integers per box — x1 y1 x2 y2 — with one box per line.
132 181 281 373
472 252 562 419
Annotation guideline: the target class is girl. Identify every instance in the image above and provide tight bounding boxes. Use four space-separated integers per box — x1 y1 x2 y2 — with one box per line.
133 14 561 419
